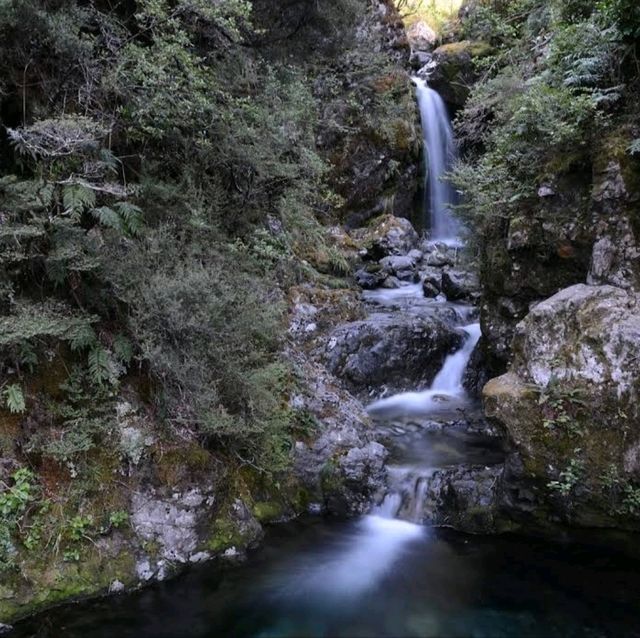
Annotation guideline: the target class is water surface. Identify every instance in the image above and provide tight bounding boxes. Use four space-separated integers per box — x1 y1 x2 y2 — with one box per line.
15 517 640 638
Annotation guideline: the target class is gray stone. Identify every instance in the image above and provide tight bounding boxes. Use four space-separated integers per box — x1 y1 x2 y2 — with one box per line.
109 579 125 594
441 269 480 301
322 312 462 396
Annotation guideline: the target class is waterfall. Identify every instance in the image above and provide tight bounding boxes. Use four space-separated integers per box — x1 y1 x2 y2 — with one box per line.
431 323 481 392
366 324 481 420
414 77 459 244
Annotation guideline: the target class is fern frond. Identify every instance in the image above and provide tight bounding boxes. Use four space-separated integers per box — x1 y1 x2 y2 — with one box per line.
63 184 96 219
87 347 112 385
113 201 143 236
3 384 26 414
91 206 122 231
628 139 640 156
113 334 133 364
66 322 97 351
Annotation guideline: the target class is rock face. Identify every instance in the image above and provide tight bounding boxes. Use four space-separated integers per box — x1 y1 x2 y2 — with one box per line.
477 131 640 375
426 40 492 106
484 284 640 531
323 312 462 396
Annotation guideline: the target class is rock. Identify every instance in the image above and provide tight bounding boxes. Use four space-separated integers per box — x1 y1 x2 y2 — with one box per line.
339 442 387 492
351 214 419 259
441 268 480 301
407 248 423 262
131 488 215 564
108 579 125 594
380 254 419 281
407 21 437 51
427 40 493 107
422 281 439 298
355 268 386 289
323 312 462 396
410 50 432 70
537 185 555 198
421 464 504 533
483 284 640 530
425 249 453 267
0 624 13 635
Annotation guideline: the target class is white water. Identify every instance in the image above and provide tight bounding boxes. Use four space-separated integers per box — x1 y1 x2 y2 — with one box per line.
414 77 460 244
366 323 481 420
268 515 424 601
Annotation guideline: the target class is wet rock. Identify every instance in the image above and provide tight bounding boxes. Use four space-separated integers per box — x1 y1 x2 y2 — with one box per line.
422 281 439 298
355 267 386 289
441 268 480 302
380 254 419 281
421 464 504 533
0 624 12 635
425 248 453 267
340 442 388 492
323 312 463 396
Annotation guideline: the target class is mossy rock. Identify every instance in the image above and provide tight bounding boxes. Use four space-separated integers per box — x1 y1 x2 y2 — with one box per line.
429 40 493 106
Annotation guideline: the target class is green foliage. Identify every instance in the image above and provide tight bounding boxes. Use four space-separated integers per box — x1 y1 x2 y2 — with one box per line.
538 381 586 434
108 510 129 529
0 468 41 571
451 0 635 243
3 383 25 414
548 455 584 497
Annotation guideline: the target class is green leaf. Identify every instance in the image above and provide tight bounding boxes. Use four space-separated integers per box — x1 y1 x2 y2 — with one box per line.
113 334 133 364
113 201 143 236
91 206 122 231
3 384 26 414
87 347 112 385
66 321 97 351
63 184 96 219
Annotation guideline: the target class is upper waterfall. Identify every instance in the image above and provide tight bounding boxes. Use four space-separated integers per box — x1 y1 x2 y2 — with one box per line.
413 77 460 244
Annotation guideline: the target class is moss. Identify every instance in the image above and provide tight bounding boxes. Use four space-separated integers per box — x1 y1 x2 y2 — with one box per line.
207 516 247 553
251 501 284 523
0 543 138 623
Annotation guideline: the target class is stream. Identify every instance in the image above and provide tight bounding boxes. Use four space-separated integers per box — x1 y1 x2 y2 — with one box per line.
13 79 640 638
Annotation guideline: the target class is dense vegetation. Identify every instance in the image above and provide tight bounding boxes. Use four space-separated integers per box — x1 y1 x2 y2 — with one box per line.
0 0 420 586
451 0 640 241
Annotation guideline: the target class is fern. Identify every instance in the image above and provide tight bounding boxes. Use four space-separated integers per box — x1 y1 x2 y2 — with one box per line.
18 341 38 372
112 334 133 364
66 321 97 351
91 206 122 231
63 183 96 220
3 384 26 414
113 201 143 236
87 347 112 385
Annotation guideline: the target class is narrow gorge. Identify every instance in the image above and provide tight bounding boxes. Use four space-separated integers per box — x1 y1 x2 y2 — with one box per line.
2 0 640 636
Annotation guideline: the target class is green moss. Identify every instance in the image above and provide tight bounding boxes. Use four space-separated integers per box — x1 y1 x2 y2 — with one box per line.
251 501 284 523
207 517 246 553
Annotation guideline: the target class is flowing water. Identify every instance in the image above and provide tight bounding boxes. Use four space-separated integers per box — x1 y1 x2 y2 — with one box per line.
14 80 640 638
414 77 460 244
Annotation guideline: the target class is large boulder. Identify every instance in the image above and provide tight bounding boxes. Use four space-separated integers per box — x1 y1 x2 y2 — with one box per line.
352 214 419 259
483 284 640 531
323 312 462 396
